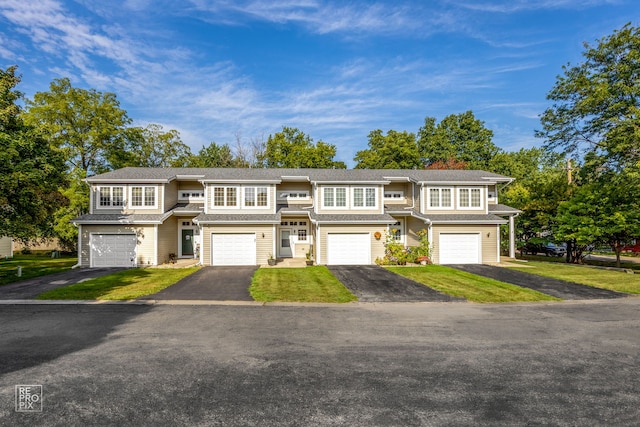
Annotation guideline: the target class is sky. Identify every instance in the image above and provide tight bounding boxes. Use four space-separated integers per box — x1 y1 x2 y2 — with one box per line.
0 0 638 167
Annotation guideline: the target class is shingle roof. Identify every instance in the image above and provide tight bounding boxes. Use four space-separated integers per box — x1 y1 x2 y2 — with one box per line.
193 213 281 224
425 214 508 224
86 167 513 184
72 213 169 224
488 203 522 214
309 212 396 224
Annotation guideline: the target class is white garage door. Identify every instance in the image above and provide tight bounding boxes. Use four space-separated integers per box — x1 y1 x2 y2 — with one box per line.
91 234 136 267
327 233 370 265
439 233 481 264
211 233 256 266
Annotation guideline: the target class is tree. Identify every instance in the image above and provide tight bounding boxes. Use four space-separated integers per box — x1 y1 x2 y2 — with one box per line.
354 129 421 169
418 111 499 170
23 77 131 175
0 66 67 241
186 142 237 168
537 23 640 178
115 124 193 168
257 127 346 168
425 156 468 170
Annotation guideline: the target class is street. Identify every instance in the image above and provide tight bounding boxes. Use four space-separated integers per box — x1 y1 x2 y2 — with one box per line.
1 300 640 426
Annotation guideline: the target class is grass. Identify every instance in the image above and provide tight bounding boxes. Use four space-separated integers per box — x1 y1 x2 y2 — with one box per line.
250 266 357 303
509 261 640 294
0 254 77 286
37 267 199 300
387 265 560 303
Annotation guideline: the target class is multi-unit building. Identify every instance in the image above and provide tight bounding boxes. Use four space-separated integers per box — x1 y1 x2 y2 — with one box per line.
73 167 520 268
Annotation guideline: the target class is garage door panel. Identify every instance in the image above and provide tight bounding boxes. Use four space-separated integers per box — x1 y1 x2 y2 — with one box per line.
212 233 256 266
439 233 480 264
327 233 370 265
91 234 136 267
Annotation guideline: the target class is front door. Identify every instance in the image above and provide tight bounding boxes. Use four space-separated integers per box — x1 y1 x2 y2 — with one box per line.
280 229 292 258
182 229 194 257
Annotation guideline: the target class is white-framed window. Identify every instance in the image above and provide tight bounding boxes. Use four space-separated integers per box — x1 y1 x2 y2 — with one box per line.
384 191 404 200
244 187 269 208
212 186 238 208
353 187 377 208
427 187 453 209
322 187 348 208
277 191 309 200
130 186 156 208
458 187 483 209
389 220 404 242
297 230 307 241
98 186 124 208
179 190 204 201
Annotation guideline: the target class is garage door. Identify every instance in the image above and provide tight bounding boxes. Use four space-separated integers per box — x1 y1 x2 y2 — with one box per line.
439 233 481 264
327 233 370 265
211 233 256 266
91 234 136 267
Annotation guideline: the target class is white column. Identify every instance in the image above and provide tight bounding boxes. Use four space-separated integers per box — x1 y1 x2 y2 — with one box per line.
509 215 516 258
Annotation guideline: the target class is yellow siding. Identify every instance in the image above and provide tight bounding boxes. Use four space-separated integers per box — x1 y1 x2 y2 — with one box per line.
318 224 386 265
157 217 179 265
383 182 410 205
80 225 157 267
275 182 313 205
431 224 498 264
201 224 275 265
405 216 429 247
163 181 179 211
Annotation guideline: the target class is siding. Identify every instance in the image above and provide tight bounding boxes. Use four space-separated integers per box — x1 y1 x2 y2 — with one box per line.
80 225 157 267
318 224 386 265
0 237 12 257
405 216 428 247
275 182 313 205
201 224 275 265
383 182 410 205
157 217 179 264
431 224 498 264
163 180 179 211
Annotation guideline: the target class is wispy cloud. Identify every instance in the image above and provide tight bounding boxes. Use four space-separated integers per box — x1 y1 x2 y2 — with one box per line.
450 0 620 13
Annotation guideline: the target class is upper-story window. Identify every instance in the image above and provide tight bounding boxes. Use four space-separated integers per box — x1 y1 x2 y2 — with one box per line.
384 191 404 200
458 188 483 209
244 187 269 208
212 186 238 208
131 186 156 208
353 187 377 208
323 187 347 208
428 187 452 209
98 186 124 208
278 191 309 200
179 191 204 201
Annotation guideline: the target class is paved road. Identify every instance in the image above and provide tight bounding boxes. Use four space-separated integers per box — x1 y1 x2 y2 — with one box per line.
1 300 640 426
0 268 124 300
450 264 627 300
143 266 257 301
329 265 463 302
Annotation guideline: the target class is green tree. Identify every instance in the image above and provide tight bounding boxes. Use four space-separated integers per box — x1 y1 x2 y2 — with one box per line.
186 142 238 168
258 127 346 168
23 77 131 175
354 129 421 169
537 23 640 178
115 124 192 168
0 66 67 241
418 111 499 170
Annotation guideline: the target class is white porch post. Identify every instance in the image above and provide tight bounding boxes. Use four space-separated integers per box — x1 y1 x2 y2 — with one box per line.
509 215 516 258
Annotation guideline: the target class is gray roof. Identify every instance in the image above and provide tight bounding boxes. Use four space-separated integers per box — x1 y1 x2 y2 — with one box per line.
194 213 281 224
169 202 205 214
72 213 169 224
309 212 396 224
488 203 521 214
425 214 508 224
87 167 513 184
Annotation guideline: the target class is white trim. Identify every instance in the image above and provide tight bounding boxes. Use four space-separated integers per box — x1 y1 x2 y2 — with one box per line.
242 186 270 209
456 187 484 211
129 185 158 210
389 219 405 244
496 224 501 262
321 186 349 210
426 186 454 210
210 185 240 209
351 187 378 210
316 223 321 264
154 225 158 265
97 186 126 209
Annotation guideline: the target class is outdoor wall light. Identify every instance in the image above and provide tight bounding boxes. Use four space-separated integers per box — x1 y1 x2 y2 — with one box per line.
262 233 265 238
487 232 491 238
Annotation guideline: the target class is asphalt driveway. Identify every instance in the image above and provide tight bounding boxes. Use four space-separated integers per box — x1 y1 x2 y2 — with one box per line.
0 267 124 300
144 266 257 301
329 265 463 302
449 264 628 300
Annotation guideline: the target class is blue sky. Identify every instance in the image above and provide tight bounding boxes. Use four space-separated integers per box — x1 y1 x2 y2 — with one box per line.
0 1 637 167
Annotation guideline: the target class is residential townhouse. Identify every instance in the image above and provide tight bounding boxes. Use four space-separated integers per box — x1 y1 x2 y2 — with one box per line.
73 167 520 268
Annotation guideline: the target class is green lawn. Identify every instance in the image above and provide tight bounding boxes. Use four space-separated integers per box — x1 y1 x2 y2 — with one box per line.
250 266 357 303
509 261 640 294
387 265 560 303
37 267 200 300
0 254 77 286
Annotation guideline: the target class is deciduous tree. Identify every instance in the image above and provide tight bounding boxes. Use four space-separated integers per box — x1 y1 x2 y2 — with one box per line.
258 127 345 168
354 129 421 169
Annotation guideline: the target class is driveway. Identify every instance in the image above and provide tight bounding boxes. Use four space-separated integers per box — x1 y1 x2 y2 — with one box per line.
329 265 463 302
449 264 628 300
144 266 257 301
0 267 124 300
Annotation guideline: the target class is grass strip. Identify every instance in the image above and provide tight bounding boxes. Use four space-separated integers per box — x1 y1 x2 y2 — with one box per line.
0 255 77 286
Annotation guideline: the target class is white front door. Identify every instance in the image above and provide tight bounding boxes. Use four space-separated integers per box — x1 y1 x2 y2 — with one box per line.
280 229 292 258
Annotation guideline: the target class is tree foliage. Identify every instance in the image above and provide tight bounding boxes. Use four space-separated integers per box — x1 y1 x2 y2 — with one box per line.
537 23 640 178
116 124 193 168
186 142 237 168
257 127 346 168
354 129 421 169
0 66 67 241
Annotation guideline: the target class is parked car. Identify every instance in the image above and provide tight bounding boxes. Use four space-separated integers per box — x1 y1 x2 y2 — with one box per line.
541 243 566 257
622 242 640 253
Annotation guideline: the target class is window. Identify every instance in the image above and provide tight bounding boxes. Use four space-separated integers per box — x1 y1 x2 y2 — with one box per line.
384 191 403 200
428 187 452 209
244 187 268 207
131 186 156 208
323 187 347 208
98 186 125 207
353 187 377 208
390 220 403 242
278 191 309 200
212 186 237 208
458 188 482 209
297 230 307 241
179 191 204 200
